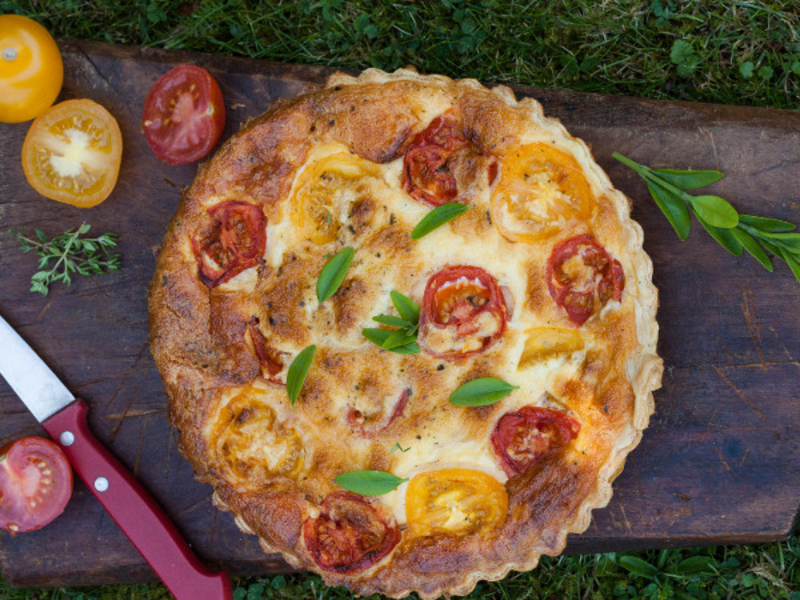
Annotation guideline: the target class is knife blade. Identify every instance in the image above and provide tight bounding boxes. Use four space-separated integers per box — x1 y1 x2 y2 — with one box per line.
0 314 231 600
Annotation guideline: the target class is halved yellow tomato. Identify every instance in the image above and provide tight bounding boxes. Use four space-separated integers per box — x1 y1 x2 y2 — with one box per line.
0 15 63 123
405 468 508 536
212 387 304 483
519 327 584 367
21 99 122 207
491 143 592 243
291 151 381 245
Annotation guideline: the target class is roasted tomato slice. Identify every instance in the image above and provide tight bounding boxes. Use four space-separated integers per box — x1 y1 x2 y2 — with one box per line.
212 387 304 482
546 234 625 326
402 113 473 206
491 143 593 243
194 201 266 287
346 388 410 438
418 266 508 359
247 318 285 384
142 64 225 166
303 492 400 574
491 406 581 477
0 436 72 535
518 327 584 368
405 469 508 537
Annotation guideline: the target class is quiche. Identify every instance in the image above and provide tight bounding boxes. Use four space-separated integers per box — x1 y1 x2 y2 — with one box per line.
148 68 663 599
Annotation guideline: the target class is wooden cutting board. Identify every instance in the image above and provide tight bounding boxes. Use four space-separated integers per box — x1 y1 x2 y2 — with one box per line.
0 40 798 588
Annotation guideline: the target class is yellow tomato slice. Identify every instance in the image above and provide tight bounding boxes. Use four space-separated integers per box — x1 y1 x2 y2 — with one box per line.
212 387 304 483
519 327 584 367
491 143 592 243
405 468 508 536
291 151 381 245
21 99 122 208
0 15 63 123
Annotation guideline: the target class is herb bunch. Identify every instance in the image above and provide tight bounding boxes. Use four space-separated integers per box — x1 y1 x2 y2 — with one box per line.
363 291 421 354
14 224 122 295
614 153 800 284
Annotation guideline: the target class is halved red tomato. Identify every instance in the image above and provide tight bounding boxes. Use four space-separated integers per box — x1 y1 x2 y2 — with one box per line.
418 266 508 360
491 406 581 476
0 436 72 535
142 64 225 165
303 492 400 574
346 388 410 438
546 234 625 326
193 201 266 287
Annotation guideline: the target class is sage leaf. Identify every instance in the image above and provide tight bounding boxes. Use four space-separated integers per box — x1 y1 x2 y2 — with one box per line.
372 315 415 329
646 181 691 240
449 377 519 407
390 290 420 324
287 345 316 407
411 203 472 239
651 168 724 190
335 470 408 496
317 247 355 303
731 229 773 272
689 195 739 229
693 209 743 256
738 214 796 233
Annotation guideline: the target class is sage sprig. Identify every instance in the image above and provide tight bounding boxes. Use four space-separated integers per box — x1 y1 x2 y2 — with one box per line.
335 470 408 496
316 247 355 302
614 152 800 283
362 290 421 354
411 202 472 239
286 345 316 407
449 377 519 407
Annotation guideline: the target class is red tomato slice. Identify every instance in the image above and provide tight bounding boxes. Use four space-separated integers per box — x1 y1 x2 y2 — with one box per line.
546 234 625 326
303 492 400 574
346 388 410 438
491 406 581 476
402 113 471 206
0 436 72 535
142 64 225 165
418 265 508 360
193 201 266 288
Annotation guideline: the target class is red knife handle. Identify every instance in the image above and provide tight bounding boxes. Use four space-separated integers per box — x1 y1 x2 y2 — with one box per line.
42 399 232 600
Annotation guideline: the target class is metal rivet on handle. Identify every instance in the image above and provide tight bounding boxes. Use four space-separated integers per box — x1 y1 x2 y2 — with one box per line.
60 431 75 446
94 477 109 493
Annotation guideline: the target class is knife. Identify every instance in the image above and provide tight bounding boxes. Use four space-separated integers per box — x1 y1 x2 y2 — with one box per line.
0 314 231 600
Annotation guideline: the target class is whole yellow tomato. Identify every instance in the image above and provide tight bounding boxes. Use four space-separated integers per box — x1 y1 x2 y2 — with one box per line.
0 15 63 123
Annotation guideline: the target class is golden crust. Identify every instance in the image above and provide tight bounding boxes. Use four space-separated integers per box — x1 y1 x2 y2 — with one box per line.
149 68 662 599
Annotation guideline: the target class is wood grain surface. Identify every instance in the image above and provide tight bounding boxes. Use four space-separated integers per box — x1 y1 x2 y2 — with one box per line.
0 40 798 588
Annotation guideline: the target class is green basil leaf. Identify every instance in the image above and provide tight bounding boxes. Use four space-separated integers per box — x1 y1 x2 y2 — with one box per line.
689 195 739 229
646 181 691 241
362 327 392 346
692 208 744 256
390 443 410 453
449 377 519 407
286 345 316 407
362 328 420 354
618 556 659 579
382 329 418 349
731 228 773 272
316 247 355 303
335 470 408 496
651 168 724 190
763 232 800 251
372 315 415 329
411 203 472 240
780 248 800 284
390 290 420 324
387 341 421 355
738 214 796 233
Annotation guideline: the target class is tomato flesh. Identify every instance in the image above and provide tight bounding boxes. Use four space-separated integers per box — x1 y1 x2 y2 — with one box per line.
303 492 399 574
194 201 266 287
546 234 625 326
247 317 285 383
346 388 410 438
143 64 225 165
491 406 581 476
418 266 508 360
0 436 72 535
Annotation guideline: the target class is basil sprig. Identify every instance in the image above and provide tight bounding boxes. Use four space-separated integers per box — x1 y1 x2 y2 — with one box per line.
286 345 316 407
411 202 472 239
335 470 409 496
614 152 800 283
449 377 519 407
317 247 355 302
362 291 421 354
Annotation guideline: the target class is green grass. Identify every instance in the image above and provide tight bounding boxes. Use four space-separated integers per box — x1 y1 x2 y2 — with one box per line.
1 0 799 598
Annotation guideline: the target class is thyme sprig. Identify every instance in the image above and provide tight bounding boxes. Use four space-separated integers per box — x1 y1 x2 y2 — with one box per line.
13 224 122 295
614 153 800 283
